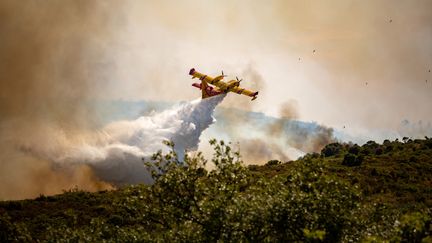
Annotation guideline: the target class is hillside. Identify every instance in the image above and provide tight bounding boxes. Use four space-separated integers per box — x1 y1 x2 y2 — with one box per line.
250 137 432 209
1 138 431 242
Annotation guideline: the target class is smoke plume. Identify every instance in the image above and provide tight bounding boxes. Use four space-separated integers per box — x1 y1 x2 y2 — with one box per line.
398 120 432 138
26 95 225 186
0 1 125 200
267 100 334 153
214 99 335 164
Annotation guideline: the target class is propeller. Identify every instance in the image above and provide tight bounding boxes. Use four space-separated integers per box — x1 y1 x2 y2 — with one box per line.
221 71 226 77
236 76 243 85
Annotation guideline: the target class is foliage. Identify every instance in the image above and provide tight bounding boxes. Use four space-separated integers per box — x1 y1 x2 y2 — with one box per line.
0 213 32 242
266 159 282 166
321 142 344 157
342 153 364 166
392 211 432 243
0 138 431 242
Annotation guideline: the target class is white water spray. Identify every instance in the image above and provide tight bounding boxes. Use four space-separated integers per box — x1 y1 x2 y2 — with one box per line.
44 95 225 185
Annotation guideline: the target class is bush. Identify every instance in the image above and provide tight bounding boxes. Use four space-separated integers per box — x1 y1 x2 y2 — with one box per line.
342 153 364 166
266 160 281 166
348 144 360 155
321 143 343 157
138 140 361 242
362 141 379 155
107 215 124 226
375 147 383 155
392 212 431 242
0 213 32 242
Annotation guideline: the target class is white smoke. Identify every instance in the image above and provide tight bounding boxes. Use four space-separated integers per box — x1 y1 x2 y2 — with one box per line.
31 94 225 186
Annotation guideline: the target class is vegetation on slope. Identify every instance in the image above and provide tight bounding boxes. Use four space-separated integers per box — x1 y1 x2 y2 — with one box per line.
1 138 432 242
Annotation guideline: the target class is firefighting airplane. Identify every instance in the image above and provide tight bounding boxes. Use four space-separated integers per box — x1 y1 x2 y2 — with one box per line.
189 68 259 100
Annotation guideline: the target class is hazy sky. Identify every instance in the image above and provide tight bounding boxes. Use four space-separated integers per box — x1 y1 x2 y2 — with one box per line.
104 0 432 134
0 0 431 199
1 0 431 134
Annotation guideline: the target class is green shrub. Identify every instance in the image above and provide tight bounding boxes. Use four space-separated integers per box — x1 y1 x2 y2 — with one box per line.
392 212 431 242
266 159 281 166
342 153 363 166
321 142 343 157
0 213 32 242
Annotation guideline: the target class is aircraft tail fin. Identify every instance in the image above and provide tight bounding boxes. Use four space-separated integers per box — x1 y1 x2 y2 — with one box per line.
251 91 258 101
189 68 196 79
201 80 210 99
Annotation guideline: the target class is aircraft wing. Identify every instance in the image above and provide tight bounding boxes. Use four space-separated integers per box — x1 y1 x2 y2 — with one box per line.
230 86 259 100
211 79 259 100
189 68 217 84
